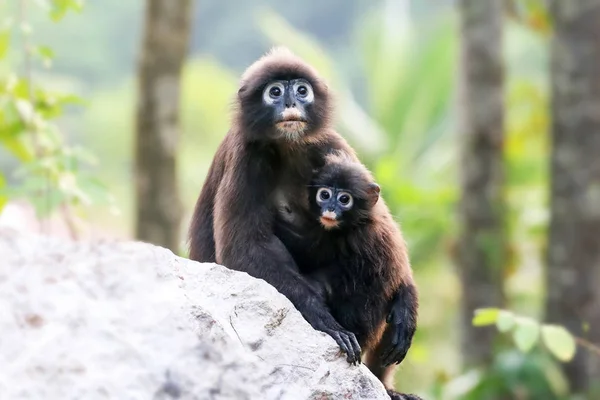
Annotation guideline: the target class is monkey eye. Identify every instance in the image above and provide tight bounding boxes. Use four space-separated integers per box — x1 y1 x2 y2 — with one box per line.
316 188 333 203
263 82 285 104
337 192 353 209
297 86 308 96
293 81 314 102
270 86 282 97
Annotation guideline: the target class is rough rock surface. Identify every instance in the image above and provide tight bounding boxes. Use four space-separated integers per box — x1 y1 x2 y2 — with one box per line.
0 228 389 400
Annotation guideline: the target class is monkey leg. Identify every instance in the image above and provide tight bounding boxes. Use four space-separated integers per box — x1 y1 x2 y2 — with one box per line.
364 324 397 389
364 324 423 400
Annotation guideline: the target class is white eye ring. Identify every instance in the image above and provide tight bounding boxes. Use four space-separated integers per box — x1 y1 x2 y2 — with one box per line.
293 81 314 103
263 82 285 105
337 192 353 209
316 187 333 203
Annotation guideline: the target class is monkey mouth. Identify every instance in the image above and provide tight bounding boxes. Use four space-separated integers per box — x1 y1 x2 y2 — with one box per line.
276 120 307 126
319 212 339 229
276 108 308 130
275 120 308 137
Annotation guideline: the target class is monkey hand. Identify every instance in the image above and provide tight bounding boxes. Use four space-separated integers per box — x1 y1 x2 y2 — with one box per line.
381 291 417 367
301 301 362 365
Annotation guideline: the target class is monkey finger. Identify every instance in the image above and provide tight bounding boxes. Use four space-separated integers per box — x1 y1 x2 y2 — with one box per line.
380 346 394 366
348 337 361 365
346 331 362 364
382 350 400 367
339 333 357 364
394 349 409 365
383 343 408 367
380 330 400 361
329 330 356 364
391 311 403 325
391 328 400 346
380 341 404 366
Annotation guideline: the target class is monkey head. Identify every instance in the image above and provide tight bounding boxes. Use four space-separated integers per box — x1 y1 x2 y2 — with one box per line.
235 47 332 142
309 161 380 230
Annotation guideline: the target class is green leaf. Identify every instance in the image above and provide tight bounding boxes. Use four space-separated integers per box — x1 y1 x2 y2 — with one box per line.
0 100 25 138
2 136 34 161
472 308 500 326
36 45 55 68
49 0 84 21
0 29 9 60
513 317 540 352
541 325 576 362
496 310 516 332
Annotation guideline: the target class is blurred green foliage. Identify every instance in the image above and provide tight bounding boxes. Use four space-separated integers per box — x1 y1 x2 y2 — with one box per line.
0 0 114 228
474 308 576 362
442 349 568 400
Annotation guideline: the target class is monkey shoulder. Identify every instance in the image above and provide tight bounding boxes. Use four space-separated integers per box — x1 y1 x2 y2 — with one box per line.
305 132 358 167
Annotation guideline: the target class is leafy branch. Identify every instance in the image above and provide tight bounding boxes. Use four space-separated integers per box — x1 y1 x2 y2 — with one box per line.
473 308 600 362
0 0 115 237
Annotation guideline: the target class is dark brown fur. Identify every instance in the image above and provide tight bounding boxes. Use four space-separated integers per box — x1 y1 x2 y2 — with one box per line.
275 154 420 399
189 47 363 361
188 48 420 400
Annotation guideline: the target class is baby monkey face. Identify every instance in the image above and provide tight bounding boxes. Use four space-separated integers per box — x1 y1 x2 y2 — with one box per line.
315 186 354 229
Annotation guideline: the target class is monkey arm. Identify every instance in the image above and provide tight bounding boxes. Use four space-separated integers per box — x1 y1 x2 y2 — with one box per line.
188 137 233 263
188 161 221 262
213 158 361 364
218 230 363 365
381 282 419 367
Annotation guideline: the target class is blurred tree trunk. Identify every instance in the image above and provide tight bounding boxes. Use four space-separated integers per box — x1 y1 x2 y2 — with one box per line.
546 0 600 394
134 0 193 252
456 0 506 368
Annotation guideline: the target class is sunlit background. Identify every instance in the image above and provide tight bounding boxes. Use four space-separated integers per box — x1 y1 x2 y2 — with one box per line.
1 0 598 399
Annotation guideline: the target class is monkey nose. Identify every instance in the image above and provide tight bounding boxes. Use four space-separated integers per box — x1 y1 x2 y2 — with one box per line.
322 210 337 220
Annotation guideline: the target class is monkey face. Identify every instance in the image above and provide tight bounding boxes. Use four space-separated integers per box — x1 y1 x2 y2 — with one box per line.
314 186 354 230
309 162 381 231
262 79 314 139
235 48 332 142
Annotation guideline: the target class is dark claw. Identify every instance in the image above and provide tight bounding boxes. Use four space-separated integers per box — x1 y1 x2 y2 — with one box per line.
338 331 355 364
343 330 362 365
299 303 362 365
382 342 407 367
326 328 361 365
332 331 351 362
349 333 362 364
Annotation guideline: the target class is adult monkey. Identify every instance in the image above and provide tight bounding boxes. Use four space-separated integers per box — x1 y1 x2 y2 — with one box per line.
189 47 362 363
188 48 419 399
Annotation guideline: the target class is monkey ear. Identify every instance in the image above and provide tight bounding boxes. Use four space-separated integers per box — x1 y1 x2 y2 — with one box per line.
238 85 248 97
367 182 380 207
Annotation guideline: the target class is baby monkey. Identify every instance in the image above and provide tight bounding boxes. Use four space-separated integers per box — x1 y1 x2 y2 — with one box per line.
276 153 420 400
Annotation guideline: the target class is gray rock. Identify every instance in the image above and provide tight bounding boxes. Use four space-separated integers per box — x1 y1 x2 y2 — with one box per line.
0 228 389 400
